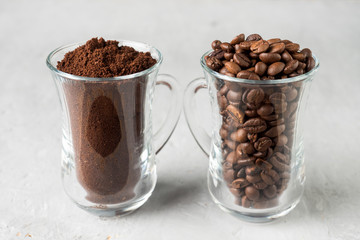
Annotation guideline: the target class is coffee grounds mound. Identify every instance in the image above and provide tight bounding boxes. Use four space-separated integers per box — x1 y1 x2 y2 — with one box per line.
57 37 157 78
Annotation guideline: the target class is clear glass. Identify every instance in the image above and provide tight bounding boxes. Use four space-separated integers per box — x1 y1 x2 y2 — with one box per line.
184 51 319 222
46 40 181 217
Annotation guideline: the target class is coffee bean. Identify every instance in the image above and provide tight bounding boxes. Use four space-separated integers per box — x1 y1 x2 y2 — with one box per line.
246 174 262 183
268 118 285 127
209 49 225 60
253 181 268 190
230 33 245 45
219 127 228 139
226 105 245 125
250 40 269 54
254 137 272 152
226 90 242 105
236 70 259 80
254 62 267 76
255 159 273 170
260 171 275 185
225 62 241 74
245 165 261 176
263 185 277 198
224 52 234 60
226 151 237 164
230 188 244 197
223 168 235 183
237 167 246 178
225 139 237 150
243 88 265 108
286 88 298 101
247 133 257 143
282 39 292 44
232 178 250 189
244 109 258 117
243 118 267 133
253 151 267 158
283 60 299 75
268 42 285 54
267 38 281 44
249 52 259 59
269 92 286 104
265 124 286 138
230 128 248 143
247 67 255 72
292 52 306 62
300 48 312 59
267 62 285 76
270 152 290 172
245 186 260 201
307 56 315 71
261 114 278 121
220 42 234 52
239 41 253 50
275 134 288 146
241 196 251 208
246 34 262 41
259 53 281 64
225 81 242 92
285 43 300 52
236 142 255 155
281 50 293 63
257 104 274 116
211 40 222 50
237 157 255 167
206 56 223 70
233 53 252 68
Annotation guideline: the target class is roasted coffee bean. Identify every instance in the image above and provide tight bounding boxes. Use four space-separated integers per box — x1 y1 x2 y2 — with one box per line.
219 66 228 75
249 52 259 59
237 70 260 80
245 165 261 176
261 114 278 121
219 84 229 95
247 133 257 142
268 62 285 76
237 157 255 167
275 134 288 146
255 159 273 170
236 142 255 155
237 167 246 178
254 137 272 152
285 43 300 52
259 53 281 64
283 60 299 75
206 56 223 70
260 171 275 185
267 38 281 44
225 62 241 74
269 92 286 104
307 56 315 71
254 62 267 76
247 67 255 72
263 185 277 198
268 42 285 54
219 127 228 139
243 118 267 133
243 88 265 108
220 42 234 53
225 81 242 92
257 104 274 116
253 181 268 190
282 39 292 44
230 33 245 45
232 178 250 189
239 41 253 50
223 168 235 183
227 90 242 105
250 40 269 54
226 151 237 164
211 40 222 50
209 49 225 60
265 124 286 137
233 53 252 68
226 105 245 125
230 128 248 143
241 196 251 208
301 48 312 59
225 139 237 150
270 152 290 172
246 174 262 183
244 109 258 117
230 188 244 197
268 118 285 127
245 186 260 201
292 52 306 62
224 52 234 60
281 50 293 63
286 88 298 101
218 94 228 111
246 34 262 41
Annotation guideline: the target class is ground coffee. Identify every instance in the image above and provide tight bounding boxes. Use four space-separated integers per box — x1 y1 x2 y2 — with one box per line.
206 33 315 208
57 38 156 204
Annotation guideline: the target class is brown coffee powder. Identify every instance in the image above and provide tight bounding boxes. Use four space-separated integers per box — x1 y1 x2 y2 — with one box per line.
57 38 156 204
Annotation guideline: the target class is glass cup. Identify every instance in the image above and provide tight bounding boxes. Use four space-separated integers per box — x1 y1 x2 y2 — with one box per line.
184 51 319 222
46 40 181 217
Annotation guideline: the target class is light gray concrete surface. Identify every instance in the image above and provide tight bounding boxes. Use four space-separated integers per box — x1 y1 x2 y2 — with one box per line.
0 0 359 239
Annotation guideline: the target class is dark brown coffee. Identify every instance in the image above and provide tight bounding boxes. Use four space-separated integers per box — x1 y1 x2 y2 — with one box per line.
57 38 156 204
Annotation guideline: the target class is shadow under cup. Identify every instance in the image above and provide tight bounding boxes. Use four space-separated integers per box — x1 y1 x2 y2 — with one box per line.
184 51 319 222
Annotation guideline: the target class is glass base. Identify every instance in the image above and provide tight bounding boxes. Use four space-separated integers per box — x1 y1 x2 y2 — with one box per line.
75 190 153 217
210 192 301 223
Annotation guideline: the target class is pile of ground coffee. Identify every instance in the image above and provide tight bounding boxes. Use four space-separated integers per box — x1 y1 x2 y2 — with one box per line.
57 38 156 204
206 33 315 208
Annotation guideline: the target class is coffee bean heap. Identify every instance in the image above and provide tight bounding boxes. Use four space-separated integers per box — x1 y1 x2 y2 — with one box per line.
208 34 315 209
205 33 315 80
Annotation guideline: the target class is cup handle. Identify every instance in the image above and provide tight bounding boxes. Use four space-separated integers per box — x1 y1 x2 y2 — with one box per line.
154 74 182 154
183 77 211 156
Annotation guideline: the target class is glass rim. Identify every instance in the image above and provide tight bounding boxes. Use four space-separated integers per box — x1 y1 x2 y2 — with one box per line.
46 40 163 81
200 50 319 84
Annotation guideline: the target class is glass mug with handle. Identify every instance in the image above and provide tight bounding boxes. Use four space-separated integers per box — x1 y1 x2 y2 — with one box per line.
184 50 319 222
46 40 181 217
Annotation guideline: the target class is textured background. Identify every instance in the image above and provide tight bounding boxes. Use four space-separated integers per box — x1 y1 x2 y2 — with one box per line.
0 0 360 239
